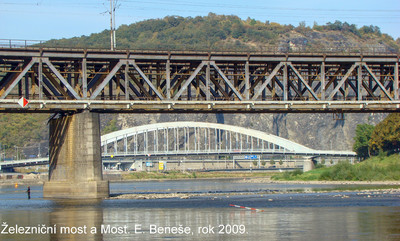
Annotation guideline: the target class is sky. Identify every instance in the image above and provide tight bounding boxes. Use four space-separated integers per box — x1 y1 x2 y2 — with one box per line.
0 0 399 42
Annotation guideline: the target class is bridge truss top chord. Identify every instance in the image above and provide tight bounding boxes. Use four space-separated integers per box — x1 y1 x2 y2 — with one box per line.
0 48 399 113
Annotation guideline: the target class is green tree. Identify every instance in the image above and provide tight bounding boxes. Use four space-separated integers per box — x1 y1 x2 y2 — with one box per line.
369 113 400 155
353 124 375 159
102 119 119 135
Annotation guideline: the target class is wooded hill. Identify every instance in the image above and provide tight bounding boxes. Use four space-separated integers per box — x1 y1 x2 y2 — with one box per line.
2 14 399 159
45 13 400 53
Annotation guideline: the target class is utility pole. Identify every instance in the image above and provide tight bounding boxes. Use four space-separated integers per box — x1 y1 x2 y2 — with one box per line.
110 0 117 50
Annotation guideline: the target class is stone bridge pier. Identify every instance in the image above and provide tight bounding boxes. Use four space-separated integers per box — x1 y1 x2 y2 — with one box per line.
43 110 109 199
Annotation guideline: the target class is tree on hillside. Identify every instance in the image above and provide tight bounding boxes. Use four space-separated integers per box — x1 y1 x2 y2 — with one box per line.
369 113 400 155
353 124 375 159
102 119 119 135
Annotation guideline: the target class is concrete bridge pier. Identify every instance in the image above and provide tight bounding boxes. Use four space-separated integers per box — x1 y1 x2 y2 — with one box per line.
43 110 109 199
303 158 316 172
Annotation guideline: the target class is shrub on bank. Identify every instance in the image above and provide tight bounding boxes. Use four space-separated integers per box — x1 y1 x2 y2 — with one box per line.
273 154 400 181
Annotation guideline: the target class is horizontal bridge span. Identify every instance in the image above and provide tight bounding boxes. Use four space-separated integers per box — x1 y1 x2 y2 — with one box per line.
101 121 356 157
0 48 398 113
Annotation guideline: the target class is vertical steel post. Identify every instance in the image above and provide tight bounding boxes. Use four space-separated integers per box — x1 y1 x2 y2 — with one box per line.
173 127 176 152
225 129 228 151
395 61 399 100
125 61 129 100
114 139 117 154
166 128 169 154
209 128 212 151
38 58 43 99
357 63 362 100
194 127 197 152
283 63 288 101
321 61 325 100
124 135 128 155
104 143 108 155
229 131 232 152
82 58 87 99
166 59 171 99
206 62 211 100
198 128 201 152
184 127 186 152
187 127 190 152
240 134 243 152
236 132 238 150
155 128 158 153
145 130 148 154
214 128 217 151
219 129 222 152
24 75 29 98
163 128 166 152
204 128 207 152
245 61 250 100
176 128 179 152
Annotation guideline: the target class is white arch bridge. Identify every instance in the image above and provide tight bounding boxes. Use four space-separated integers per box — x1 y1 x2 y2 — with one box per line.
101 122 356 158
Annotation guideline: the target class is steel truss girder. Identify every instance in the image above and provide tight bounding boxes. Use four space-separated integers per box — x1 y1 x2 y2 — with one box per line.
0 48 399 112
0 57 80 100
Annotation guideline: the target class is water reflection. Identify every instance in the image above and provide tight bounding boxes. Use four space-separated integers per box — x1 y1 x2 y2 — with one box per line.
0 181 400 240
49 200 104 241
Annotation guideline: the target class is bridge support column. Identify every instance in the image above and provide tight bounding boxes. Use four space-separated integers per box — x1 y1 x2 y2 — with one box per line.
43 111 109 199
303 158 316 172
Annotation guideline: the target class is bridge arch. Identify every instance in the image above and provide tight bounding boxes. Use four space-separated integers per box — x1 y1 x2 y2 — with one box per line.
101 121 352 157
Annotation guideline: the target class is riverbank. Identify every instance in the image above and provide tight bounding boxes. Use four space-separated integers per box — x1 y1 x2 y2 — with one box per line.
120 171 274 180
2 171 400 186
108 176 400 200
108 185 400 200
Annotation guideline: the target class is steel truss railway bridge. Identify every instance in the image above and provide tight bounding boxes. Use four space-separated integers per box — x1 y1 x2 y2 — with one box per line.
0 48 399 112
0 47 398 198
101 122 355 158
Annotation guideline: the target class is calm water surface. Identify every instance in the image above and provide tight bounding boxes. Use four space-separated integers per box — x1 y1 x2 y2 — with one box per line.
0 179 399 241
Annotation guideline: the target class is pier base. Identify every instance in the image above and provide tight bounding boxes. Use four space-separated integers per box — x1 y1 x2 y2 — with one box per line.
303 158 316 172
43 111 109 199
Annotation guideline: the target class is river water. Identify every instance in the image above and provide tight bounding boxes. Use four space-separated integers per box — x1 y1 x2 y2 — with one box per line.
0 179 400 241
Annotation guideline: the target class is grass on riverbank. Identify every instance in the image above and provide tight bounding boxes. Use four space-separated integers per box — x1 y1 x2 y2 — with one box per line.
122 171 273 180
272 154 400 181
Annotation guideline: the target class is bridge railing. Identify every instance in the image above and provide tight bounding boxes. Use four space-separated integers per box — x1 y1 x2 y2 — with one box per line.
102 149 356 157
0 39 397 54
0 39 46 48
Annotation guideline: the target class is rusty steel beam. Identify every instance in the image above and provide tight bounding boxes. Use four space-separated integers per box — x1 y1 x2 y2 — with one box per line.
0 48 399 113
